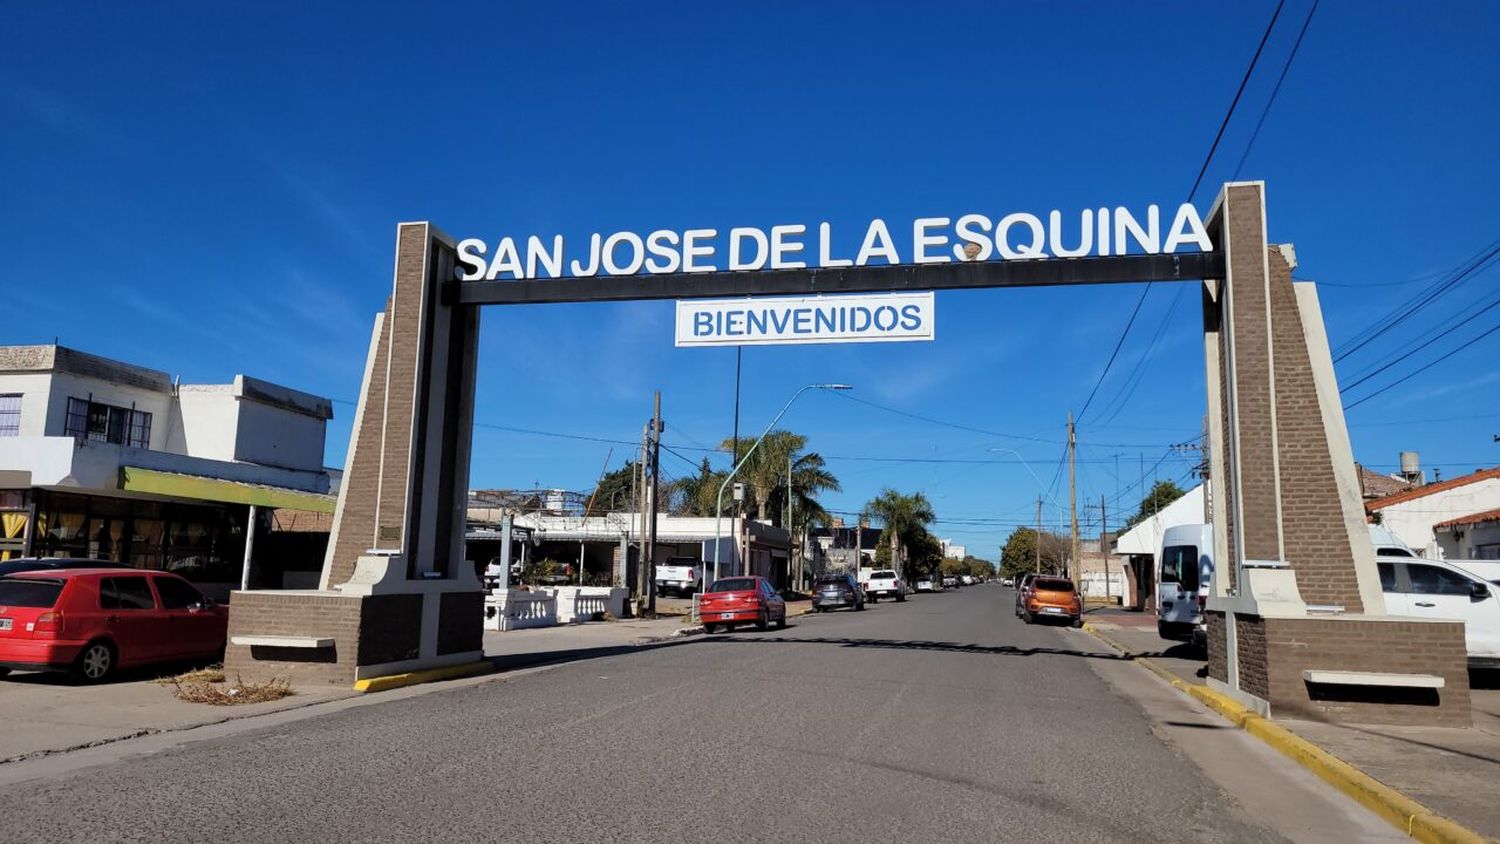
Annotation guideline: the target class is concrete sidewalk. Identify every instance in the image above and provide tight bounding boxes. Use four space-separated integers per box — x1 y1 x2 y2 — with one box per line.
0 670 354 763
1086 610 1500 840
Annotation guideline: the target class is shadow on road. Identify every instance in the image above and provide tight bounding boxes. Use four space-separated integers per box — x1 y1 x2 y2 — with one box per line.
709 634 1134 662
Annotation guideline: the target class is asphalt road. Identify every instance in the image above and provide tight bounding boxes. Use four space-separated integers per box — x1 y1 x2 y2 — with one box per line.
0 585 1399 843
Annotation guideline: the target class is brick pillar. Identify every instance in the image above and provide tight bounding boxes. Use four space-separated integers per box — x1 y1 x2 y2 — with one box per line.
1202 183 1469 725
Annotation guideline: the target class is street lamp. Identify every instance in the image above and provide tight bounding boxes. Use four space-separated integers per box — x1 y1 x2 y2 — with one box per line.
712 383 853 588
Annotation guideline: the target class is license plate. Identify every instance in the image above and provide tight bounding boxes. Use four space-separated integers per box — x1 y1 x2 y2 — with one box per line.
0 618 10 631
1043 607 1063 614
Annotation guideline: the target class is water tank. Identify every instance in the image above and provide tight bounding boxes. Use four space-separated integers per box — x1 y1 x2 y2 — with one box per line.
1399 451 1421 476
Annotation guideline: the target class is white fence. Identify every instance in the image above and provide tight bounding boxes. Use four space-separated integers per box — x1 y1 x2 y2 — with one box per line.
484 586 628 631
485 589 557 631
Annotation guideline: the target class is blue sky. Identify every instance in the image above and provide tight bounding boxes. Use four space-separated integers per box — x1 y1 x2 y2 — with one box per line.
4 1 1498 558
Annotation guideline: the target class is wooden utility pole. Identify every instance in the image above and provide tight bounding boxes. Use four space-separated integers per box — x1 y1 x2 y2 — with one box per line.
645 391 663 617
1035 495 1042 574
1068 413 1080 589
787 454 795 590
1100 494 1109 603
635 422 650 616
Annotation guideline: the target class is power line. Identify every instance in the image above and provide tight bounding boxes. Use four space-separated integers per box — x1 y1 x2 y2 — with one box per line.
1076 0 1288 425
1230 0 1320 180
1338 292 1500 395
1343 318 1500 411
1332 238 1500 362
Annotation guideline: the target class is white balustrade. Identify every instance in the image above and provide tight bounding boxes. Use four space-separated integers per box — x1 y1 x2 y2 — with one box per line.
484 589 558 631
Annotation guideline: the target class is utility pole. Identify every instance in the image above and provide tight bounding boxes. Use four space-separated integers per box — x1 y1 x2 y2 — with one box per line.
1032 494 1044 575
1068 413 1080 589
635 422 650 616
787 454 795 590
645 391 663 617
1100 494 1109 604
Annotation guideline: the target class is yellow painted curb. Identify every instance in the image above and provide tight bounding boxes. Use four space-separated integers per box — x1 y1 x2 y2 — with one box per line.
353 660 495 693
1079 622 1488 844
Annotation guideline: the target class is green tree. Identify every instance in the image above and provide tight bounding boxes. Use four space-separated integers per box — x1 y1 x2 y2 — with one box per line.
1123 480 1188 530
999 527 1070 579
671 457 725 517
861 489 936 576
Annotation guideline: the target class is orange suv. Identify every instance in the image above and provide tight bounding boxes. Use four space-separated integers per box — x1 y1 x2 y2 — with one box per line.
1019 576 1082 627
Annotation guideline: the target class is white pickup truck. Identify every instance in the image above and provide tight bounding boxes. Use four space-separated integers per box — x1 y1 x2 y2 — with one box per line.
655 557 705 596
860 569 906 603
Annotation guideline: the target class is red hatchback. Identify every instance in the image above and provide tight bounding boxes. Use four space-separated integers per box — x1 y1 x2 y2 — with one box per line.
0 569 228 683
700 576 787 634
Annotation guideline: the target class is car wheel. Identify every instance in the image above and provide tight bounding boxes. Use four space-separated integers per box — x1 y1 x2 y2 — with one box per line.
755 611 769 631
704 623 718 634
869 595 878 603
896 594 906 603
776 611 787 630
71 640 116 684
1072 617 1084 628
1021 610 1033 625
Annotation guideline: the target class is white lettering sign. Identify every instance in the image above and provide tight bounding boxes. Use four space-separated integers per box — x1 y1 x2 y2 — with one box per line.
457 203 1212 282
674 293 935 348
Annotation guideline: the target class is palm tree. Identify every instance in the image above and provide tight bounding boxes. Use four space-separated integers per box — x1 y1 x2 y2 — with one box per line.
861 489 936 577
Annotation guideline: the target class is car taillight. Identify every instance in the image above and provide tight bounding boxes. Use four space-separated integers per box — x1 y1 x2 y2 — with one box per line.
742 594 761 607
34 611 64 637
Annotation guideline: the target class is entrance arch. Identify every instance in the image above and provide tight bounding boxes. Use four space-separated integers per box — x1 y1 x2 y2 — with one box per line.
223 183 1470 725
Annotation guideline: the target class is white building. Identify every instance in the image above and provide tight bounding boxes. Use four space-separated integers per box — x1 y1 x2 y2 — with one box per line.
1364 467 1500 558
1111 483 1207 610
940 538 968 560
0 344 336 595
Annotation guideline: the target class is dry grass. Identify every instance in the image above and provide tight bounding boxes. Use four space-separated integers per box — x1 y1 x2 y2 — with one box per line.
170 674 294 706
155 663 226 685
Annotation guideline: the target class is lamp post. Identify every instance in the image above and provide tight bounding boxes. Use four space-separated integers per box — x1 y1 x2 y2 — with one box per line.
713 383 852 587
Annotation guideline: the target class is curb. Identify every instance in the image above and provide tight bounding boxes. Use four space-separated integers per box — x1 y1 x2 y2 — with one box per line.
1080 623 1487 844
352 660 495 693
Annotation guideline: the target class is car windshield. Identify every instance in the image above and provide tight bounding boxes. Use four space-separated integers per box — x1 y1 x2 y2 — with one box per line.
0 578 64 608
1034 578 1075 593
710 578 757 593
872 570 897 579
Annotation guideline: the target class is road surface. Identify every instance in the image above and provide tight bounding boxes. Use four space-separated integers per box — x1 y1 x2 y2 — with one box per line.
0 585 1402 842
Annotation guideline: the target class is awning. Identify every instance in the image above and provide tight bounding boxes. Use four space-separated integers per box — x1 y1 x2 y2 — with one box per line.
119 467 336 513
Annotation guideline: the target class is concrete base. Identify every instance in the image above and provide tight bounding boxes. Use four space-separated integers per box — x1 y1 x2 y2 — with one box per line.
225 556 484 687
1207 611 1471 727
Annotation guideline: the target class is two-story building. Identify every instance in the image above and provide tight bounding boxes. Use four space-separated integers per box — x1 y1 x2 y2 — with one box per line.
0 344 337 597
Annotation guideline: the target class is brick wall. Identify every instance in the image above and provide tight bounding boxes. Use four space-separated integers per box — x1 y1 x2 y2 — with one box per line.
224 591 364 686
1205 611 1227 683
1267 252 1366 610
357 594 423 665
437 591 483 655
375 224 429 551
1235 614 1269 699
1261 616 1470 726
1222 184 1283 565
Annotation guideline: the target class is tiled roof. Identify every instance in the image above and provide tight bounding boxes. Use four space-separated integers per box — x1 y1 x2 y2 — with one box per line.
1356 465 1413 499
1433 506 1500 530
1364 466 1500 512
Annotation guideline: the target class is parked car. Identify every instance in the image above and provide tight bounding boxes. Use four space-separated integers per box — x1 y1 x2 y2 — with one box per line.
0 557 131 578
655 556 705 596
914 578 935 593
1019 576 1082 626
812 573 865 612
941 574 958 589
1378 558 1500 667
861 569 905 603
0 568 228 682
700 576 786 633
1013 573 1038 616
961 575 976 586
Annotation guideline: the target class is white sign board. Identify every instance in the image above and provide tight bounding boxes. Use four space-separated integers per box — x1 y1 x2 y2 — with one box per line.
675 293 935 347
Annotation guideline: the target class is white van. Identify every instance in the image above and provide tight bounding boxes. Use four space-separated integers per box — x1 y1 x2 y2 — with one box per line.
1157 523 1212 643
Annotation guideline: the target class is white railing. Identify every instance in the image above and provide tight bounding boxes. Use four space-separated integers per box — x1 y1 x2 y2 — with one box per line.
485 589 558 631
546 586 629 623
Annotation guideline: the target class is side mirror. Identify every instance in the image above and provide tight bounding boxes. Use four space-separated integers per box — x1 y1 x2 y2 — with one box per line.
1472 582 1491 600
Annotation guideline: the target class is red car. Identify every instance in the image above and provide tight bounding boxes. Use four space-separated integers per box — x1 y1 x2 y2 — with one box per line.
0 568 228 683
700 576 787 633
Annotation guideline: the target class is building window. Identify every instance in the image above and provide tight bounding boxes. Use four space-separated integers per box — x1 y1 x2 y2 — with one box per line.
0 394 19 437
64 397 151 448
